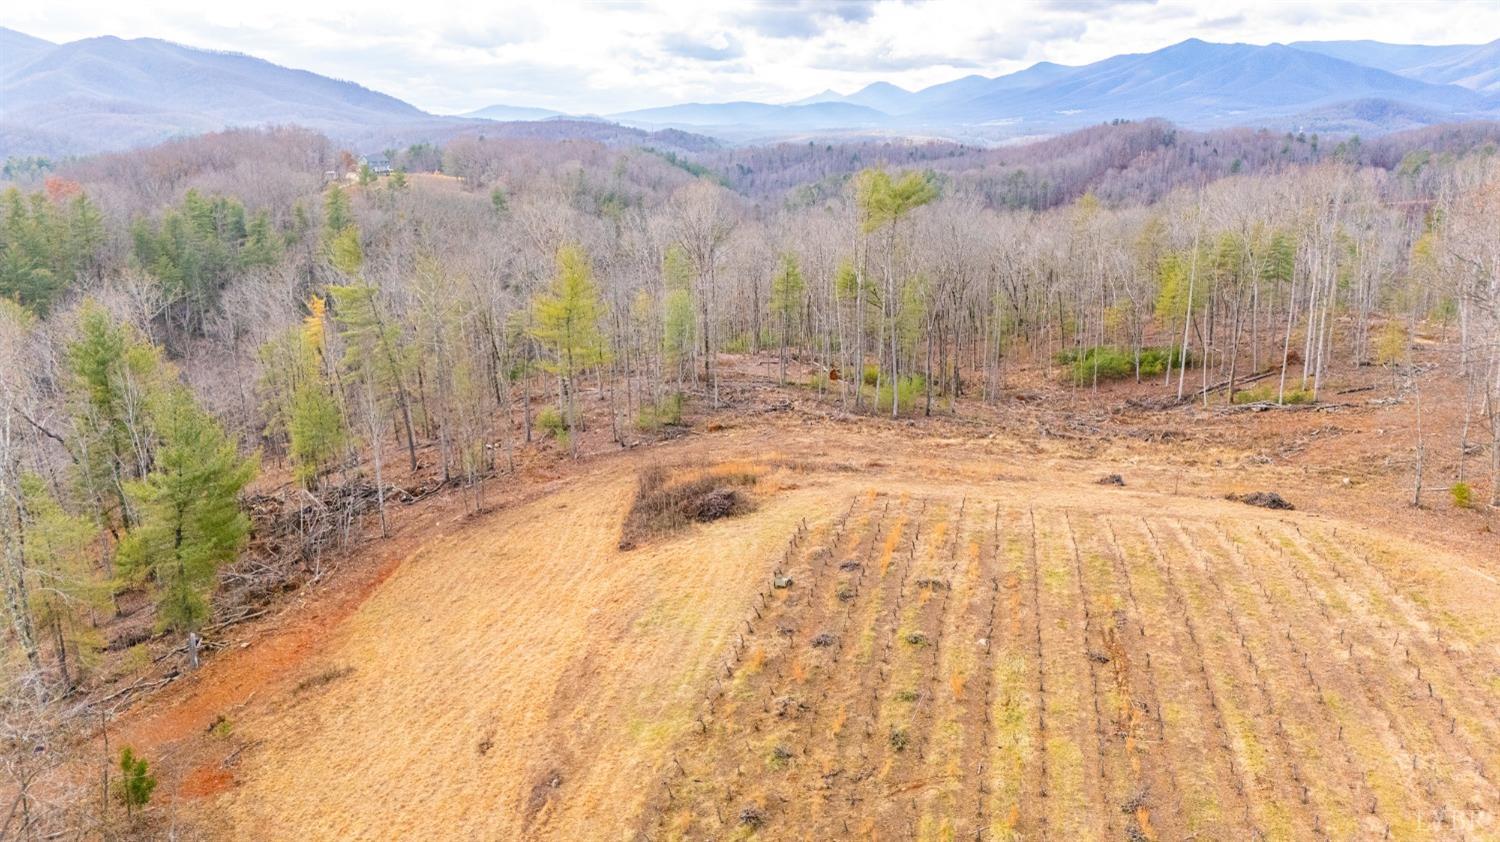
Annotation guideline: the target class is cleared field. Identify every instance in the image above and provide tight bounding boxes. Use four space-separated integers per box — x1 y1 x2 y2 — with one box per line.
201 455 1500 841
640 489 1500 841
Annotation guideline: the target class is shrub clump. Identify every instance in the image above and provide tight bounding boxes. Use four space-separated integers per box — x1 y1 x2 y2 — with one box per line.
635 393 684 432
1056 346 1189 384
875 374 925 413
1232 384 1315 405
618 463 759 549
1451 482 1473 509
536 406 568 442
738 806 765 829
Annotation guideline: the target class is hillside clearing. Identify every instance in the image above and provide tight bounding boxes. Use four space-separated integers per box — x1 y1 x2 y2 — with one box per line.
163 427 1500 840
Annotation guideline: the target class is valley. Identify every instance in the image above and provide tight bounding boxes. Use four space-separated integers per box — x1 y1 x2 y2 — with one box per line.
2 6 1499 840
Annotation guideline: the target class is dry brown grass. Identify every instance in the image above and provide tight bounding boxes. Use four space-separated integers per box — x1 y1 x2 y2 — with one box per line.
200 461 835 840
130 404 1497 841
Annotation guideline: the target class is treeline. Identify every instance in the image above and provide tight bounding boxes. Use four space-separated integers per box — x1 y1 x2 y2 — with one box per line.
0 180 106 311
0 121 1498 705
697 119 1500 208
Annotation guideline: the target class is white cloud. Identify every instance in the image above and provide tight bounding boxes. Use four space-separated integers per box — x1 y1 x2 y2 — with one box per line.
4 0 1495 114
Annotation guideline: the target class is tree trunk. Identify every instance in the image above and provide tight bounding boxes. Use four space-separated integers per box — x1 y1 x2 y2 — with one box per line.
0 490 43 697
363 380 388 537
1177 212 1201 402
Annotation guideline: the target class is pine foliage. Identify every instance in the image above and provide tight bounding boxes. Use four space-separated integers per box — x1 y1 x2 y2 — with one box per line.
116 382 257 632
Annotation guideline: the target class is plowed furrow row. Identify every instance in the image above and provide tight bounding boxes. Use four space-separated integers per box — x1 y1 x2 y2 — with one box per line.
1239 521 1434 836
1135 517 1262 837
1091 515 1184 841
1167 519 1328 839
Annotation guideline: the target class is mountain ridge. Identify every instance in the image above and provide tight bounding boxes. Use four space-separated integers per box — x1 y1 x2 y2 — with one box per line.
941 39 1479 123
0 26 55 74
3 28 1497 157
618 38 1495 139
1291 38 1500 92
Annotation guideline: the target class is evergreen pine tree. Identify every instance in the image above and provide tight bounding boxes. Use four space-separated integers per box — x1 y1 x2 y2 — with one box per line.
117 747 157 814
241 210 282 269
328 226 363 277
531 245 608 457
324 184 353 236
771 252 804 384
116 382 256 632
20 475 105 691
64 302 167 530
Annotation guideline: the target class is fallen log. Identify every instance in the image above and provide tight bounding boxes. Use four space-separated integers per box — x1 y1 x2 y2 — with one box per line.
1127 368 1279 410
1198 368 1277 400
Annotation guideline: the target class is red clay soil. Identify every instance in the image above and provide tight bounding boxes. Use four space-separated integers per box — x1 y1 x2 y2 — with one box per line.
96 439 620 805
110 546 407 752
178 765 235 799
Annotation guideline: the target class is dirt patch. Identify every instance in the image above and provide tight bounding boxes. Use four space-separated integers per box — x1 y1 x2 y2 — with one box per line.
639 486 1500 840
523 769 564 827
204 460 827 840
129 406 1499 841
180 763 235 799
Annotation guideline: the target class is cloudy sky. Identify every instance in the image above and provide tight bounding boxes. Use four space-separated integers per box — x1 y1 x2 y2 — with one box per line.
5 1 1498 114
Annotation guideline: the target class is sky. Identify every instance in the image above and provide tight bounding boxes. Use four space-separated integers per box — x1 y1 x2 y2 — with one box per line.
5 0 1498 115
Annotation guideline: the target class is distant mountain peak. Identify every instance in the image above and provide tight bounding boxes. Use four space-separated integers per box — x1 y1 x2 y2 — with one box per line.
0 25 55 45
789 88 845 106
855 81 912 94
464 103 567 122
618 36 1496 138
0 25 59 74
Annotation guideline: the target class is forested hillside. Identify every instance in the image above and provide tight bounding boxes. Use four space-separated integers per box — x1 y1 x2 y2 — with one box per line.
1 117 1499 835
